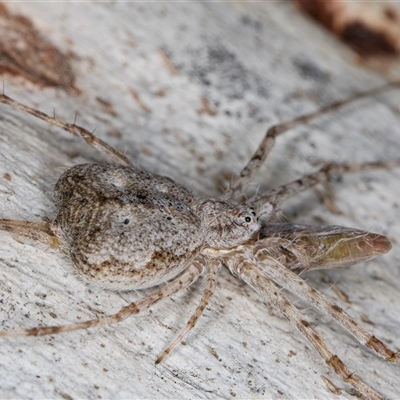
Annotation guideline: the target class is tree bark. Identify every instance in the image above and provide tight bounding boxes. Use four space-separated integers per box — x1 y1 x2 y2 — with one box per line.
0 2 399 399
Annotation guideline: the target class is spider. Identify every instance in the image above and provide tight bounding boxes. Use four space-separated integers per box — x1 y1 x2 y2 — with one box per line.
0 82 399 400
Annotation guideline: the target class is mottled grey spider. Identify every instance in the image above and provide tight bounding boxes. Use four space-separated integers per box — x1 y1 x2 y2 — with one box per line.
0 82 399 400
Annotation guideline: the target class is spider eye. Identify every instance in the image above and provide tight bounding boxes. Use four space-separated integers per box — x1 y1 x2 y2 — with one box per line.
245 216 252 223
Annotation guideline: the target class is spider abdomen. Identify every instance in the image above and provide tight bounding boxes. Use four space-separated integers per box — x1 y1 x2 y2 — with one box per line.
52 164 204 290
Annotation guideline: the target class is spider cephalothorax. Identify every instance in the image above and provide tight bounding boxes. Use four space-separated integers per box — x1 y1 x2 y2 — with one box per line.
199 199 260 248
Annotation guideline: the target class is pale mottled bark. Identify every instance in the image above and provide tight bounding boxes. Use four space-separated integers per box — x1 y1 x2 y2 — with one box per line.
0 2 399 399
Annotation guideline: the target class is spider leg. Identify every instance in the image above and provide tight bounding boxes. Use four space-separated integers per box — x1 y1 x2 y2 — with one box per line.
0 260 204 338
0 219 59 248
251 161 400 212
0 94 132 166
156 257 221 364
225 81 400 201
227 256 386 400
253 251 399 362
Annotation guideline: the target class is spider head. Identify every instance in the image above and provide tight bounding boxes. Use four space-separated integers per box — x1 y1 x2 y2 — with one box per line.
199 200 260 249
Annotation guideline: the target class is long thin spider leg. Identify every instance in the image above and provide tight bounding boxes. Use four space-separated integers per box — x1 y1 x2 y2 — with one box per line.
0 261 204 338
0 219 59 248
251 160 400 213
253 252 399 362
0 94 132 166
156 257 221 364
230 260 385 400
225 81 400 201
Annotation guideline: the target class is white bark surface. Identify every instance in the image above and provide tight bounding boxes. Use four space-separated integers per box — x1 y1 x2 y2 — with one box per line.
0 2 399 399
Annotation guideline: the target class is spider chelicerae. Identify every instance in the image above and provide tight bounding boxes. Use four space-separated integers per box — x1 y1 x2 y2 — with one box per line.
0 82 399 400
